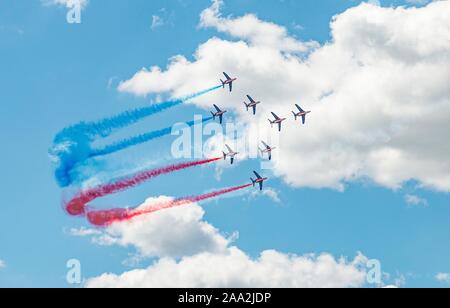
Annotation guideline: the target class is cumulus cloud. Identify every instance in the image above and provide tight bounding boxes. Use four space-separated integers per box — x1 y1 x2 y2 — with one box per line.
0 259 5 269
79 196 371 288
86 248 368 288
118 1 450 192
87 197 232 259
199 0 318 53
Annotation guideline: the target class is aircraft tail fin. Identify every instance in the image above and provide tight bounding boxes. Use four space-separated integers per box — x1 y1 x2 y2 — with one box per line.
220 79 225 88
211 111 216 120
268 119 273 127
244 102 249 111
223 152 227 160
258 147 264 156
251 178 256 187
292 111 297 120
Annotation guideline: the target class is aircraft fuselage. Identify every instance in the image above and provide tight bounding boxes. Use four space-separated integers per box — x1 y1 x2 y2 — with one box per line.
224 78 237 84
248 101 260 107
213 111 227 117
294 110 311 117
271 118 286 124
262 148 275 153
225 151 238 158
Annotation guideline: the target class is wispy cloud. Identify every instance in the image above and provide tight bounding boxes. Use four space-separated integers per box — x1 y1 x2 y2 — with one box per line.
68 227 102 237
0 259 6 269
42 0 89 8
436 272 450 283
151 8 173 31
0 25 25 35
255 188 281 203
404 194 429 207
247 186 281 204
151 15 165 30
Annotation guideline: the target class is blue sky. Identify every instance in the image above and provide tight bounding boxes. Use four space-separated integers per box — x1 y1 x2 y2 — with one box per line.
0 0 449 288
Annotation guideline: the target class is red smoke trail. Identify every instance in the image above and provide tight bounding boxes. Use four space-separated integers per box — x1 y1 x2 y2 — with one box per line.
87 183 253 227
65 157 221 216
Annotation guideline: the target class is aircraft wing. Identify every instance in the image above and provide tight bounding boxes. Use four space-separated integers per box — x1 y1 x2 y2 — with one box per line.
259 181 263 191
214 104 221 112
219 114 223 124
253 171 262 179
296 104 304 113
271 112 280 120
252 105 256 115
302 114 306 125
278 122 282 132
230 157 234 165
223 72 231 80
261 141 269 149
229 82 232 92
247 95 256 104
225 144 233 152
268 153 272 161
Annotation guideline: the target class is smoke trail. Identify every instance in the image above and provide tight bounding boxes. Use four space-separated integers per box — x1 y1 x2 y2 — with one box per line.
89 117 213 158
54 86 220 142
50 85 221 187
65 157 222 216
87 184 253 226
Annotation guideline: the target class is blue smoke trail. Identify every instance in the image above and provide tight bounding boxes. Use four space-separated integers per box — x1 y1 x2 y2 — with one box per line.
90 117 213 158
65 117 214 185
54 85 220 142
50 85 221 187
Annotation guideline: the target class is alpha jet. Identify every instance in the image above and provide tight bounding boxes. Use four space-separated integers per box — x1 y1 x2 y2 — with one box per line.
251 171 268 191
268 112 286 132
211 104 227 124
243 95 261 115
259 141 276 161
223 144 239 165
220 72 237 92
292 104 311 125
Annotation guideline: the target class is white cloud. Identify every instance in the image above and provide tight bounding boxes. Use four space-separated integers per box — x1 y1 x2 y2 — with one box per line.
151 15 165 30
89 197 231 259
118 1 450 192
0 260 5 269
199 0 318 53
394 273 407 287
43 0 89 9
86 248 368 288
81 195 371 288
250 187 281 203
436 272 450 283
151 8 173 31
261 188 281 203
404 194 429 207
69 227 102 237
